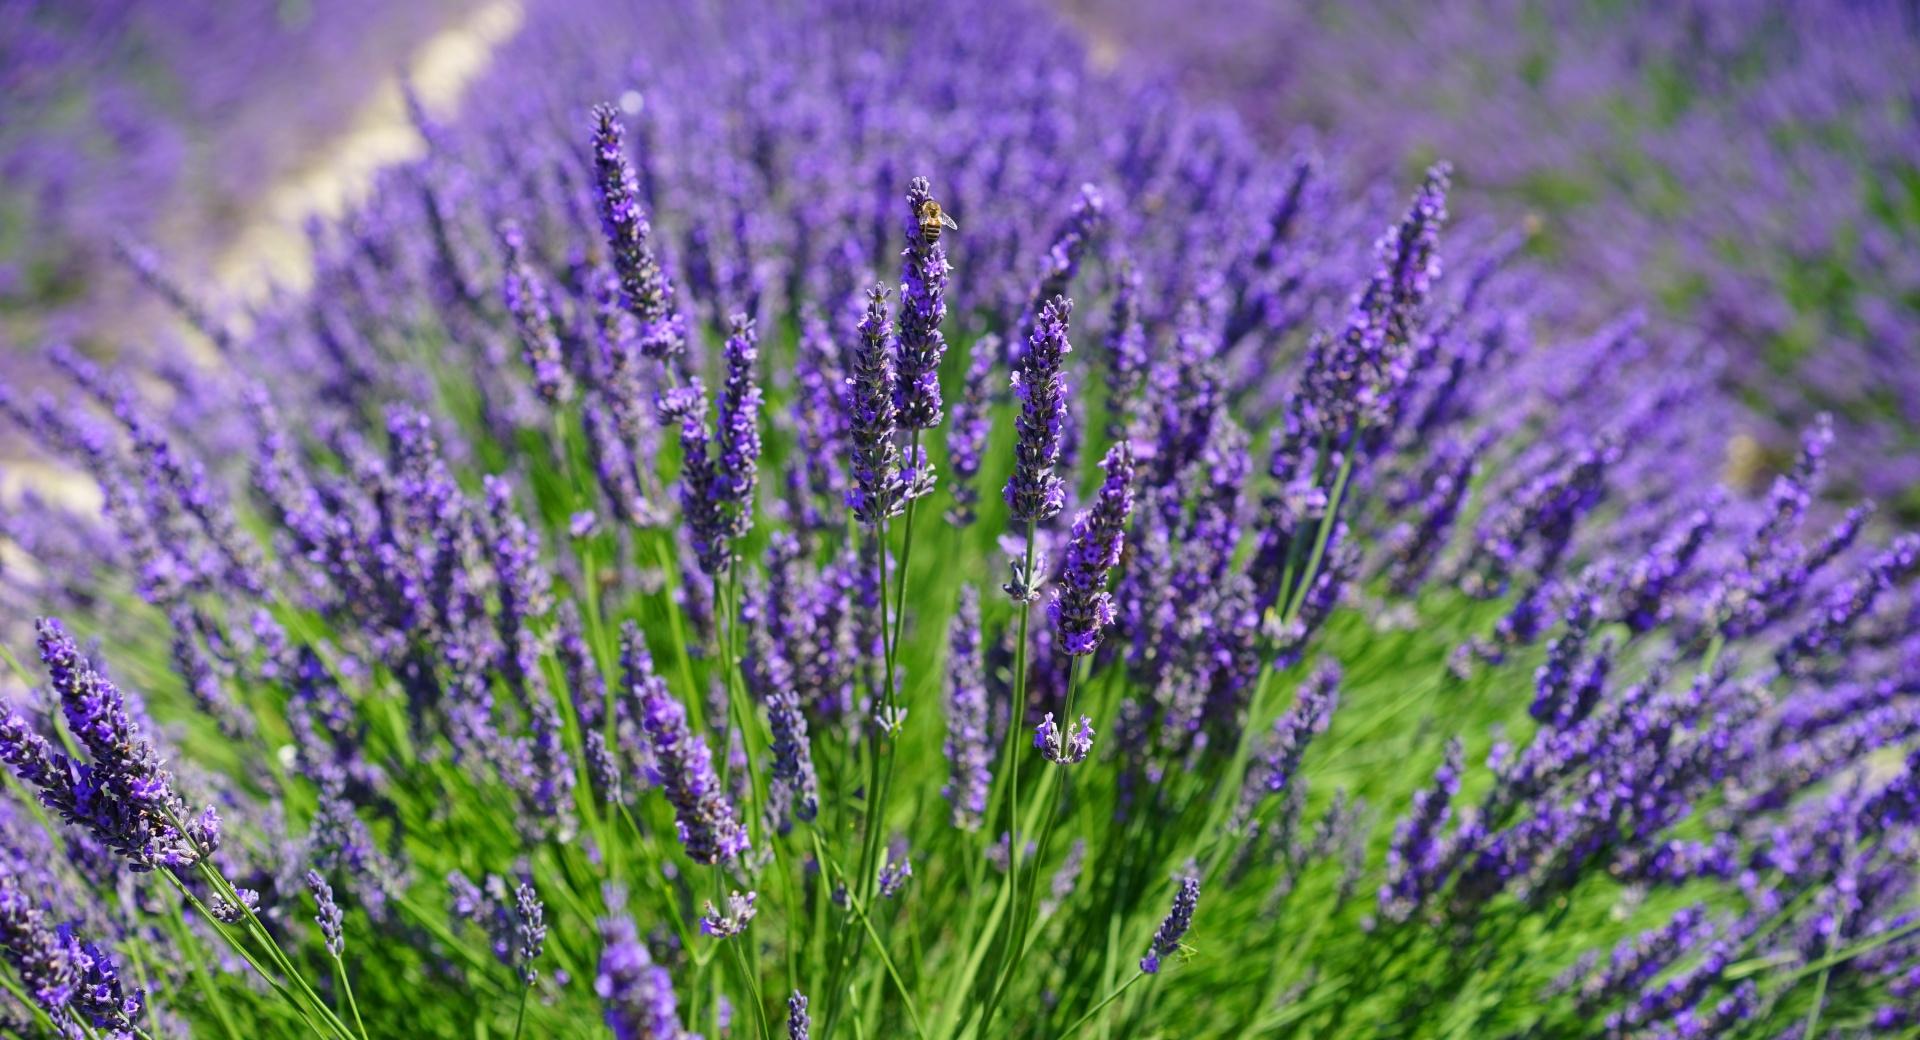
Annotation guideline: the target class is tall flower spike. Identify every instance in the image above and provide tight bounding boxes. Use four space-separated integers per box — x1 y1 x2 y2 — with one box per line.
846 286 904 526
945 334 997 527
498 218 574 405
307 870 345 957
622 622 748 864
590 103 682 362
1256 661 1341 796
716 314 764 546
1005 294 1074 524
1141 875 1201 973
1051 440 1135 655
766 690 820 825
942 586 993 829
787 992 810 1040
896 177 952 430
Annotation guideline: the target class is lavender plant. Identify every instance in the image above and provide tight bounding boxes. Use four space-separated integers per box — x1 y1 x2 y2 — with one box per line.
1 0 1917 1038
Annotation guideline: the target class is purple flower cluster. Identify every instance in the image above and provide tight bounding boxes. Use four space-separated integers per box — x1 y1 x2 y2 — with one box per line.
622 623 748 865
0 619 217 871
1050 441 1136 656
1004 296 1075 526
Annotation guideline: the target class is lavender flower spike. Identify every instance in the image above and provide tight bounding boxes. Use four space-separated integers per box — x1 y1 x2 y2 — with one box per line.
498 218 574 405
590 103 682 361
1141 875 1201 973
307 870 345 957
716 313 764 544
943 586 993 829
1379 738 1463 922
622 622 748 865
1050 440 1135 655
787 992 810 1040
896 176 952 430
1005 294 1075 524
846 285 905 526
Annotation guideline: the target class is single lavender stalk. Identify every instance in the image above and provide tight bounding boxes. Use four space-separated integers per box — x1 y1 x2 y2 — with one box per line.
1379 738 1464 922
1103 259 1147 438
622 623 747 865
590 103 684 364
498 218 575 405
787 992 809 1040
896 177 952 430
943 586 993 829
1003 295 1075 531
307 871 345 958
715 314 764 550
945 335 997 527
1141 875 1201 973
1050 440 1135 656
767 690 820 824
846 286 905 526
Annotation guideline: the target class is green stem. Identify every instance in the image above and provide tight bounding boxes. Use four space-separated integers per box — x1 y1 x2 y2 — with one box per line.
1059 973 1145 1040
510 983 531 1040
335 956 369 1040
977 521 1038 1036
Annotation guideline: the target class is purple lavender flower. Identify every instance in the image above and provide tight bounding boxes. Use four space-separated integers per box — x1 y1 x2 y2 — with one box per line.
0 873 78 1022
597 892 689 1040
1380 738 1463 922
1254 662 1340 797
1102 259 1148 439
1050 440 1135 655
590 104 682 362
659 384 726 576
622 623 747 865
700 889 758 939
766 691 820 825
1299 164 1450 438
717 314 764 535
846 286 905 526
1141 875 1200 973
945 335 997 527
0 619 216 870
1024 185 1106 341
307 869 345 958
896 177 952 430
878 848 913 899
498 218 574 405
1035 712 1094 765
1616 500 1717 632
787 992 809 1040
515 882 546 985
1777 534 1920 673
943 586 993 829
1005 295 1075 525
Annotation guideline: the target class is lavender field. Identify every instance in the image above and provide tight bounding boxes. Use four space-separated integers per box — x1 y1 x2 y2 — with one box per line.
0 1 1917 1038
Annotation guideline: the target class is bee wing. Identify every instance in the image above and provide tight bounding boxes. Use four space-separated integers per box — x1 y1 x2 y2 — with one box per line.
940 211 960 230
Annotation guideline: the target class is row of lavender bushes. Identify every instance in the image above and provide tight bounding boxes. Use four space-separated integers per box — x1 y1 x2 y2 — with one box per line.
0 0 1917 1037
1069 0 1920 514
0 0 472 347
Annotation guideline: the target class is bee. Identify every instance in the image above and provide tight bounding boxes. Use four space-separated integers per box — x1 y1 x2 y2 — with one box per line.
916 197 959 244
